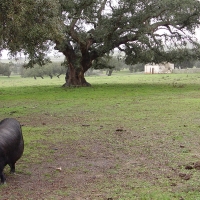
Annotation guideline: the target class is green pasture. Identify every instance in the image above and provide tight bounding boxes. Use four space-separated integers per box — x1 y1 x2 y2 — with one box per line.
1 72 200 199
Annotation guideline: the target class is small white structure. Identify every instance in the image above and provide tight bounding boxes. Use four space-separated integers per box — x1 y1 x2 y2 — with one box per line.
144 62 174 74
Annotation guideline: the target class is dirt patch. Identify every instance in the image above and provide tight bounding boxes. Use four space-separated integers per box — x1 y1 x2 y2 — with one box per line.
1 138 118 199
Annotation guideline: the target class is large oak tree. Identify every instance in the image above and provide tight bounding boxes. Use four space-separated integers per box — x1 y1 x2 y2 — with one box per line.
1 0 200 86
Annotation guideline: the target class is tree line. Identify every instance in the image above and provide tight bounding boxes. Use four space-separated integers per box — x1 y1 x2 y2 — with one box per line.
1 57 200 78
0 61 65 78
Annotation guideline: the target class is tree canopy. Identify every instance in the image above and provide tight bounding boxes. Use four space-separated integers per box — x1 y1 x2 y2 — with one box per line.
1 0 200 86
0 0 63 64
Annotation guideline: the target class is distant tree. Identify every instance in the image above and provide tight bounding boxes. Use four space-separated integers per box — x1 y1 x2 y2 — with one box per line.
43 62 66 78
11 63 21 74
21 62 65 78
129 66 134 73
92 55 115 76
194 60 200 68
174 60 195 69
0 63 11 77
129 63 145 73
1 0 200 86
91 55 125 76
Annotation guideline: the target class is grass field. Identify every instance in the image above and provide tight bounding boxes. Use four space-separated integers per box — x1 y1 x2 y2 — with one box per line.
1 72 200 199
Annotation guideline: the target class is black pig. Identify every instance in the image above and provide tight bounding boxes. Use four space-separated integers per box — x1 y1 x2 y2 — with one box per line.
0 118 24 184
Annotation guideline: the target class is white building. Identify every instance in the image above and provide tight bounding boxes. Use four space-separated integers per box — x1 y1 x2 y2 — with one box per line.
144 62 174 74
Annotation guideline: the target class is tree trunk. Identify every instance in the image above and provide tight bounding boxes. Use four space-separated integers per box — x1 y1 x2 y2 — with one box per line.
62 62 91 87
60 41 95 87
106 69 113 76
